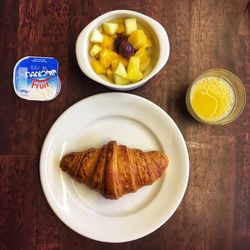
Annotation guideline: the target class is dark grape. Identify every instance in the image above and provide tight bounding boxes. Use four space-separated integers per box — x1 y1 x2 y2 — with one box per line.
119 41 134 59
114 35 127 52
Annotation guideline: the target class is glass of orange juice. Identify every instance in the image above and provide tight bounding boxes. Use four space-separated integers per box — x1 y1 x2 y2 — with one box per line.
186 68 246 125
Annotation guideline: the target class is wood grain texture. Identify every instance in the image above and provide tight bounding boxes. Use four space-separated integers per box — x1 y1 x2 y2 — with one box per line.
0 0 249 249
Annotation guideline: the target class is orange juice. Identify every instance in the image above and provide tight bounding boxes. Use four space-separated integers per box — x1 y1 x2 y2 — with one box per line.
190 76 235 122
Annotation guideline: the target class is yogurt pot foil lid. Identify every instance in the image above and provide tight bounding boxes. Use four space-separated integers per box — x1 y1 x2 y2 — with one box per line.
13 56 60 101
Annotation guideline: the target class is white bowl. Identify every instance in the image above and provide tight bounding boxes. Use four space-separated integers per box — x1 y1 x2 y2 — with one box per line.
76 10 170 91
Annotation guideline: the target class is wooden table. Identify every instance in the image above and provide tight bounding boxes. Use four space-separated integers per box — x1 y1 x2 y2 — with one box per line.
1 0 249 249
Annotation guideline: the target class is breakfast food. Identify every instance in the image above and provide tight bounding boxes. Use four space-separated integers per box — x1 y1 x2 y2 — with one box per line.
60 141 168 199
89 18 153 85
190 76 235 122
13 56 60 101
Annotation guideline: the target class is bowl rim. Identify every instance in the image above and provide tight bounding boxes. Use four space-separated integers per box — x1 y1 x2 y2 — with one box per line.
75 9 170 90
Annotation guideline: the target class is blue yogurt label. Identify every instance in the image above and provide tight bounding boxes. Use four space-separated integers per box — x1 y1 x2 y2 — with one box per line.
13 56 60 101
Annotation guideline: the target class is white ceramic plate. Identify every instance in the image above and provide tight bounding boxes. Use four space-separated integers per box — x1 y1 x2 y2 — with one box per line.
40 93 189 243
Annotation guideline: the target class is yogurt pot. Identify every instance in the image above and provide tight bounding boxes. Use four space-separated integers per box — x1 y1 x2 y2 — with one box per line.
13 56 60 101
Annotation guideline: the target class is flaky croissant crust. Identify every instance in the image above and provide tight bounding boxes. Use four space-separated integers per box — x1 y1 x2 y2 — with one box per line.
60 141 169 199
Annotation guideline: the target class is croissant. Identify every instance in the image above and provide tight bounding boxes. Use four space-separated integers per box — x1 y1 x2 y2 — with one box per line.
60 141 169 199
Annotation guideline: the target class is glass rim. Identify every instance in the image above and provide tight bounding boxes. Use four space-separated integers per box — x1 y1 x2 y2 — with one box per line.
186 68 246 125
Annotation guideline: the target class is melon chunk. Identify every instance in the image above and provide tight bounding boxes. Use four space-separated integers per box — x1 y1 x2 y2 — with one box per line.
113 19 125 33
114 75 130 85
111 56 128 71
124 18 137 35
90 29 103 43
103 22 118 35
114 62 127 78
89 44 102 57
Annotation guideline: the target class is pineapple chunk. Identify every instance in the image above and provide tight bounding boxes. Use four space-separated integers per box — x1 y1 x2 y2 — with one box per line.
111 59 119 71
114 75 130 85
126 56 143 82
113 19 125 33
127 56 140 71
114 62 127 78
111 56 128 71
128 30 151 49
89 44 102 57
101 35 114 50
140 57 151 72
124 18 137 35
145 38 152 47
134 48 151 71
91 60 106 74
106 68 114 81
127 70 143 82
103 22 118 35
90 29 103 43
134 48 148 62
100 49 118 68
142 64 153 78
117 55 128 67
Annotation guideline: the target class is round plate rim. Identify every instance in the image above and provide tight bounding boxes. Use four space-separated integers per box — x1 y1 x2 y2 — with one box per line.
39 92 189 242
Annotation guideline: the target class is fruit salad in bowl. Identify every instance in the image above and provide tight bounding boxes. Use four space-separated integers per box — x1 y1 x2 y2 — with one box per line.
76 10 170 90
